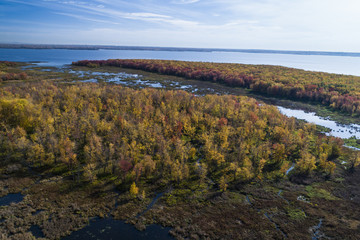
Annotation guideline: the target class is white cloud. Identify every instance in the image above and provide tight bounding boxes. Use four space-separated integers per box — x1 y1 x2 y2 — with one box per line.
47 1 201 28
54 12 118 24
172 0 200 4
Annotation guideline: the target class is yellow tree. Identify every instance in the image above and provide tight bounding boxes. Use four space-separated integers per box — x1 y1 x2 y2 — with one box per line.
59 137 77 169
129 182 139 198
349 152 360 171
297 152 316 175
219 176 228 192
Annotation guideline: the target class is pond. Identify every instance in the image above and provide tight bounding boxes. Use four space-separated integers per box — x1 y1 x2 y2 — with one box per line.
0 193 24 206
30 225 45 238
62 217 173 240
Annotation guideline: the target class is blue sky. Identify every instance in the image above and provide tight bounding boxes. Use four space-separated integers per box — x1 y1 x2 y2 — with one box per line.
1 0 360 51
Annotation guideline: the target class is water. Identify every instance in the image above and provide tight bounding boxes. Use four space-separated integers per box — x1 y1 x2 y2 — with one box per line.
246 194 287 238
30 225 45 238
136 192 166 218
32 209 44 216
311 219 323 240
69 69 196 92
264 212 287 239
278 107 360 139
2 48 360 76
285 163 296 176
62 217 173 240
0 193 24 206
245 195 252 205
277 190 289 204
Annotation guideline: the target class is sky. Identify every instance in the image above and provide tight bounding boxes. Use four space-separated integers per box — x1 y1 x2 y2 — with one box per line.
1 0 360 52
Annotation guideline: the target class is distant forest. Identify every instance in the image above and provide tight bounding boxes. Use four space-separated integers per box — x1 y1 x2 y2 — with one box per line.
74 59 360 115
1 43 360 57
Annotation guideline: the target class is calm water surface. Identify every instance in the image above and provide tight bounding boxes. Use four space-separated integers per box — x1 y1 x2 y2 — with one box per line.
0 193 24 206
1 48 360 76
62 217 173 240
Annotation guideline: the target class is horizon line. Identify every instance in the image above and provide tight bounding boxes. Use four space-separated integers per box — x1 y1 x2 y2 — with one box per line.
1 43 360 57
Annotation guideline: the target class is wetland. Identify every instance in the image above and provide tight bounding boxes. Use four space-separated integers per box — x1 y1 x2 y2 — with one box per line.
0 61 360 240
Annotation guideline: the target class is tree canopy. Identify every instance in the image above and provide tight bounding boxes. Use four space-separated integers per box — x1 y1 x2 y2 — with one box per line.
0 81 343 191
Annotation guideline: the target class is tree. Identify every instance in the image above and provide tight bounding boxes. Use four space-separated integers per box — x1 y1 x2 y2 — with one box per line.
141 190 146 200
83 163 97 183
228 162 239 180
349 152 360 171
237 157 254 181
323 161 336 176
219 176 228 192
188 147 197 161
198 162 208 185
58 137 77 169
170 160 189 183
143 155 156 177
297 152 316 175
129 182 139 198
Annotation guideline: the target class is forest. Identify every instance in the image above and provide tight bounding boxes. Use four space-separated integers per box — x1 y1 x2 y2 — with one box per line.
0 79 344 191
73 59 360 115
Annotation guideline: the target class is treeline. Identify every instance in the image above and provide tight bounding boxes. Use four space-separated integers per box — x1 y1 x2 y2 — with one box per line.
0 82 342 190
1 72 28 81
0 61 28 81
0 61 17 67
73 59 360 115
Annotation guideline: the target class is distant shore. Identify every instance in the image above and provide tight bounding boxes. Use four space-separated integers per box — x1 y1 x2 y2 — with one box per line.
1 43 360 57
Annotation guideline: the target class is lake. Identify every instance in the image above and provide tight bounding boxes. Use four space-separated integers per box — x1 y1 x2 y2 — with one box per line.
1 48 360 76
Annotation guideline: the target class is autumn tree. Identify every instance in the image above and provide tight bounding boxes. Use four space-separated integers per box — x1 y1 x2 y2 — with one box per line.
219 176 228 192
129 182 139 198
349 152 360 171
